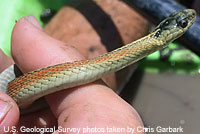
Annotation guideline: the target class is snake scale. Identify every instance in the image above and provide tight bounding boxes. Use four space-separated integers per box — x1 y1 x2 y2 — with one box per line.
2 9 196 110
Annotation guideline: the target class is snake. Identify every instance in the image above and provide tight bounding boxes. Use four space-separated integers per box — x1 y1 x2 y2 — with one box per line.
0 9 196 111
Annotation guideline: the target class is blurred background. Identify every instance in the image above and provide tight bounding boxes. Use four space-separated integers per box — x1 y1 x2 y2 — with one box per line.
0 0 199 133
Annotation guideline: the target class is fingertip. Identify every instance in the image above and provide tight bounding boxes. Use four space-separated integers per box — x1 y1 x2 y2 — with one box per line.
11 16 44 72
0 90 19 133
11 16 84 73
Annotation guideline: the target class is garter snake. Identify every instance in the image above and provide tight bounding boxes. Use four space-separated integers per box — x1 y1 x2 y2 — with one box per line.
4 9 196 110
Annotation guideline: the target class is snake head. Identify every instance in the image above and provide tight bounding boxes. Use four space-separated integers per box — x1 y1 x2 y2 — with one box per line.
153 9 196 43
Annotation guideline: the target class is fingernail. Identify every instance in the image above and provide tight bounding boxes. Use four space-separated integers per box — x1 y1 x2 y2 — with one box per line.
25 16 43 31
0 100 12 122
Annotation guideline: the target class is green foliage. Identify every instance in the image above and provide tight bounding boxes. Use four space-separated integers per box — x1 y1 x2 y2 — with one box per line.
0 0 67 56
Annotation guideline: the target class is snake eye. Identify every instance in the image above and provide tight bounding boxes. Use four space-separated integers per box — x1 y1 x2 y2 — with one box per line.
178 19 188 28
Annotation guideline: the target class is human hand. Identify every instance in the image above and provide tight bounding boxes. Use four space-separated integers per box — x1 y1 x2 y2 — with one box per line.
0 16 144 134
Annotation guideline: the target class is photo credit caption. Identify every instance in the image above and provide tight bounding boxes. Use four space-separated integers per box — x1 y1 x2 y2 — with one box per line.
3 125 184 133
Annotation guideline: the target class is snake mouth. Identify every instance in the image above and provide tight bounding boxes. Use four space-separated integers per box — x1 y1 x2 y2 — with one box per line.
185 9 196 18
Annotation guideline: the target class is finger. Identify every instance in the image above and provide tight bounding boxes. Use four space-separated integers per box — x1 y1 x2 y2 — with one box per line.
0 28 18 133
11 16 61 128
11 16 86 128
0 90 19 133
0 49 14 73
11 16 144 132
11 17 85 74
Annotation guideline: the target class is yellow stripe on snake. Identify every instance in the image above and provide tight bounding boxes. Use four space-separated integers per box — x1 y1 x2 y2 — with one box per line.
5 9 196 110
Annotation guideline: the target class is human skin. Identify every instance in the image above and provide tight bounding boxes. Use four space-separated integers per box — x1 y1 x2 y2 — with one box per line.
0 16 144 134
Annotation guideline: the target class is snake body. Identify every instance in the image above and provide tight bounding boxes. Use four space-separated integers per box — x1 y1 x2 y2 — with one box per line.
5 9 196 109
